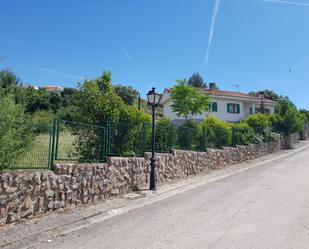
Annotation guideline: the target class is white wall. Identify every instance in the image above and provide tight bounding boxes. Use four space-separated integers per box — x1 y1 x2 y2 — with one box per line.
162 91 276 124
163 97 246 123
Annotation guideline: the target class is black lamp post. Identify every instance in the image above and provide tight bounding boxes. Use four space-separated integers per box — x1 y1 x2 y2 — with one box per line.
146 87 162 191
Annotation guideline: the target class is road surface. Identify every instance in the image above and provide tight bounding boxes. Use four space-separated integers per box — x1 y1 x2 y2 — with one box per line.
30 146 309 248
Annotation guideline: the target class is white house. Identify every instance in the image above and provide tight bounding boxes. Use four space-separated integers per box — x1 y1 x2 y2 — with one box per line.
160 83 276 125
39 86 64 93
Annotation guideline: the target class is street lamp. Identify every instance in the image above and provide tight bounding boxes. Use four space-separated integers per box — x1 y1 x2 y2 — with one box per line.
147 87 162 190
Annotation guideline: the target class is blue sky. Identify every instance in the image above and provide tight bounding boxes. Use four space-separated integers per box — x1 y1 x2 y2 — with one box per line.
1 0 309 108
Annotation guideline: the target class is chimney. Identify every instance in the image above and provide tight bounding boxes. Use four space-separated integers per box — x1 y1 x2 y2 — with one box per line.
209 82 217 90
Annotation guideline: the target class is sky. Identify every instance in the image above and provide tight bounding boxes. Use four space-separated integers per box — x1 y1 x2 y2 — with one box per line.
1 0 309 108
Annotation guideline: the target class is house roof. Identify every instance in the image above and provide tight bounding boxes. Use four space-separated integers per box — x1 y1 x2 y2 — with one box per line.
39 86 64 92
162 88 276 104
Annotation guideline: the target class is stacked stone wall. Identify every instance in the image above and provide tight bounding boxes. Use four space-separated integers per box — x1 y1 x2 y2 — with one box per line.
0 141 283 225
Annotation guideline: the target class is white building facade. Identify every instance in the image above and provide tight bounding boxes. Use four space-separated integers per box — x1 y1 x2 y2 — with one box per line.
160 88 276 125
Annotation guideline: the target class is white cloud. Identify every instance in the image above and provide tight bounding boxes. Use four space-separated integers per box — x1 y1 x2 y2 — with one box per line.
121 47 133 62
290 56 307 71
260 0 309 7
205 0 221 64
35 68 84 80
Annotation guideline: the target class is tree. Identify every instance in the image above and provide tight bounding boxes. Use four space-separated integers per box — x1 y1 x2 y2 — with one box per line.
270 97 304 148
248 89 280 101
73 71 125 125
114 85 139 106
171 80 211 120
24 90 51 113
0 95 33 171
188 73 207 88
61 87 79 107
271 97 304 136
49 92 62 113
299 109 309 122
0 69 20 94
72 71 151 158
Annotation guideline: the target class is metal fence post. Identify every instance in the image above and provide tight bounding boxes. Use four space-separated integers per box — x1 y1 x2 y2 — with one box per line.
218 128 222 149
54 119 60 160
107 120 111 156
185 128 189 149
168 127 173 152
141 122 147 156
50 119 57 170
102 127 106 161
47 126 53 170
202 127 206 151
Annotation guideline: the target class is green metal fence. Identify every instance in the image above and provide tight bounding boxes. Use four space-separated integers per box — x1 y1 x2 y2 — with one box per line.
8 119 308 171
177 126 194 150
154 125 175 153
8 125 53 170
106 121 149 157
54 119 107 163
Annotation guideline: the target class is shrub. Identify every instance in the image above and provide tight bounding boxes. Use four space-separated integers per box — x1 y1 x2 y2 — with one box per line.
250 133 264 144
245 114 271 134
261 127 281 143
270 97 304 136
231 123 255 145
112 106 151 156
70 71 154 159
155 118 177 152
201 115 232 148
32 110 55 128
177 120 202 150
0 96 33 171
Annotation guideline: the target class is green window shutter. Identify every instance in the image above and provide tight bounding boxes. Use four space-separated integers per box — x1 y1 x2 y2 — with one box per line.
227 104 230 113
237 104 240 114
212 102 218 112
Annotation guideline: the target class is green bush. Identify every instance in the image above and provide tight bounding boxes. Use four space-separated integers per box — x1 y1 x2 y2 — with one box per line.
112 106 151 156
261 127 281 143
155 118 177 152
71 71 152 158
245 114 271 134
0 96 33 171
201 115 232 148
177 120 201 150
32 110 55 128
231 123 255 145
270 97 304 136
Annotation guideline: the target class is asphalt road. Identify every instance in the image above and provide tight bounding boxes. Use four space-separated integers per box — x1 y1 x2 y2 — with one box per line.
34 146 309 249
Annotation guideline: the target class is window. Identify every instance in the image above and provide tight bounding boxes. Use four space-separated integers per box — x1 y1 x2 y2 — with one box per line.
255 107 270 114
208 102 218 112
250 107 253 114
227 103 240 114
212 102 218 112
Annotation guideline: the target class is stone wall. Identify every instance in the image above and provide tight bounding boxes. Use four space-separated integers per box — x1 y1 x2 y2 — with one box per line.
0 141 283 225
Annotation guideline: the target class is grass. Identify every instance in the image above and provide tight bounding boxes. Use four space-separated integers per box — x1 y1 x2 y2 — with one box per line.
11 129 77 170
56 129 79 160
12 132 52 169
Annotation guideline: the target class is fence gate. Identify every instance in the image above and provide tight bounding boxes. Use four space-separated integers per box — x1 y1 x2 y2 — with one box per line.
51 119 107 164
